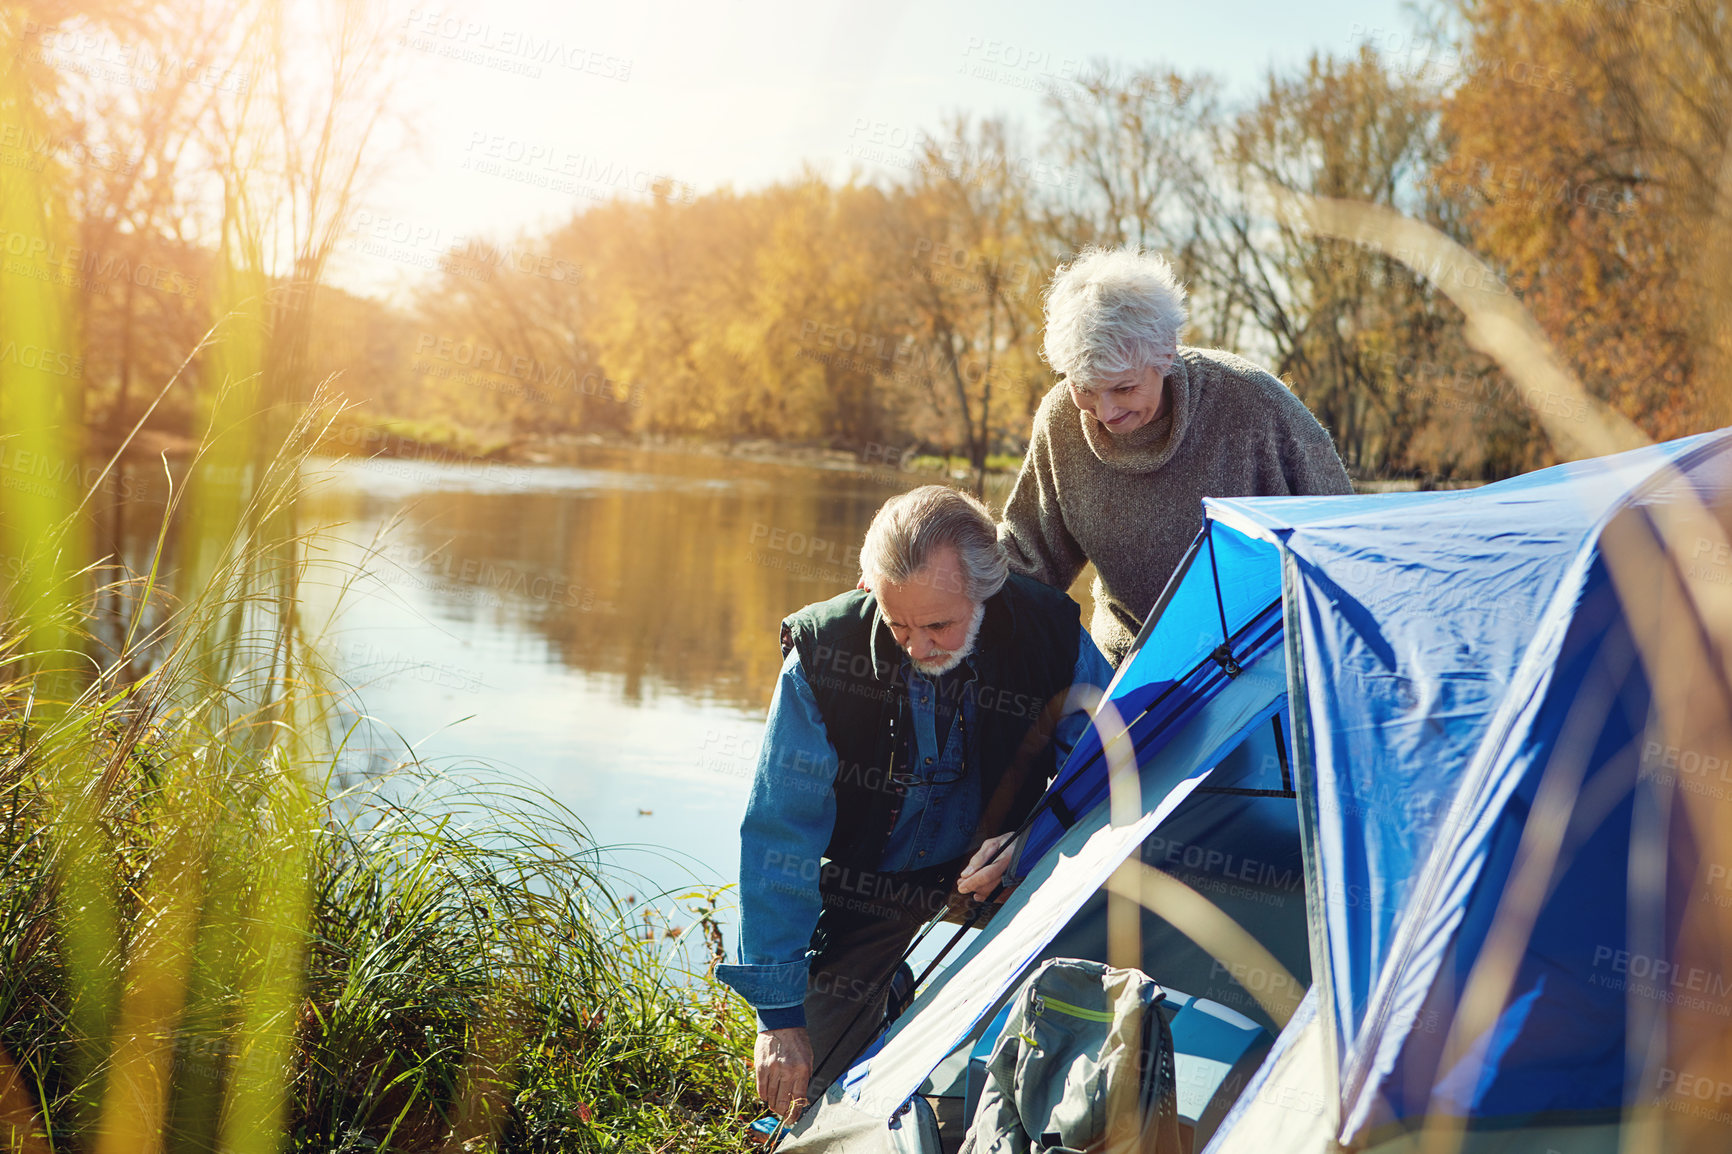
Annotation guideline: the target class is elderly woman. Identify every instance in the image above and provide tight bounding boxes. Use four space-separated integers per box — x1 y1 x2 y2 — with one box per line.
999 247 1353 665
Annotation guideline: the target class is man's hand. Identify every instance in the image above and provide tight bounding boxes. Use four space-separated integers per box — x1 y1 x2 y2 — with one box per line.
957 832 1018 898
755 1027 814 1121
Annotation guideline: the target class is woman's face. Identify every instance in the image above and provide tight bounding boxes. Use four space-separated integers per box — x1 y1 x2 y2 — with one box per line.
1067 360 1171 434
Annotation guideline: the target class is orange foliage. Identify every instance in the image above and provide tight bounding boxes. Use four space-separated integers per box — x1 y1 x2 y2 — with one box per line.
1441 0 1732 439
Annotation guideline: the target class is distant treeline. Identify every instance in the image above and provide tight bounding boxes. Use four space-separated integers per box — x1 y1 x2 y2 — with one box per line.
24 0 1732 484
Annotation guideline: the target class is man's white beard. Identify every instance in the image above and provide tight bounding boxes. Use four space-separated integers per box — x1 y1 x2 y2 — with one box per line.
911 602 986 676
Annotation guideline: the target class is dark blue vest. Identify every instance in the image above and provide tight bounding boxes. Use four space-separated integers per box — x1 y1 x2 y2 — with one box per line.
779 573 1082 868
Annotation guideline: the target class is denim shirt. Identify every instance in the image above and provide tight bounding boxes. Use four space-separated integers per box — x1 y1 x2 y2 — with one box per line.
717 626 1114 1025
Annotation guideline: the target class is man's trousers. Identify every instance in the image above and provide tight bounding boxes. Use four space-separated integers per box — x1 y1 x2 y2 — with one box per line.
802 856 972 1097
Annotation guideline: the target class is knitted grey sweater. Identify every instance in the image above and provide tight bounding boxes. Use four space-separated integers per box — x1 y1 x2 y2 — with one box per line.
999 345 1353 665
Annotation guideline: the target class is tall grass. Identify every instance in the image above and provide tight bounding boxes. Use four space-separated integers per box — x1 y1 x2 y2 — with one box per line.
0 22 754 1152
0 644 756 1153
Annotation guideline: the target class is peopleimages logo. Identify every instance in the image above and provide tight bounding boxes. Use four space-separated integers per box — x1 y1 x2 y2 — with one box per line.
1590 946 1732 999
19 21 251 93
401 10 631 80
0 227 200 298
1641 740 1732 782
412 333 642 405
0 341 82 379
459 133 695 204
0 120 135 175
1654 1066 1732 1128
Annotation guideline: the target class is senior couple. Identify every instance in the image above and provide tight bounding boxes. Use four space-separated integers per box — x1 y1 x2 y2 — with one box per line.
716 247 1353 1120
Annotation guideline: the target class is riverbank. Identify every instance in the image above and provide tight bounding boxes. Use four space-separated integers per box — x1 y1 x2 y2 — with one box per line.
93 413 1483 491
314 418 1017 485
311 419 1484 491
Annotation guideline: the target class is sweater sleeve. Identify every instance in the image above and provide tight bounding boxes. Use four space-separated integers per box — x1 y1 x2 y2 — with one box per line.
1280 410 1355 496
999 397 1088 592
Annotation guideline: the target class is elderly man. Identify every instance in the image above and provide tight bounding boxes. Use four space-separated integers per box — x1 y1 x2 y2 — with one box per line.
1001 246 1353 665
717 485 1112 1121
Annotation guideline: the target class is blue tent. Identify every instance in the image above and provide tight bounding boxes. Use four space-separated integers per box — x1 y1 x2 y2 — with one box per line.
781 428 1732 1153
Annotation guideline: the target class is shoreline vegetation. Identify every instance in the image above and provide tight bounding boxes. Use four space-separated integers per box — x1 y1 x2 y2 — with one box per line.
98 416 1488 493
96 417 1024 481
0 386 762 1151
303 418 1487 492
1 745 759 1152
0 403 763 1152
312 416 1027 482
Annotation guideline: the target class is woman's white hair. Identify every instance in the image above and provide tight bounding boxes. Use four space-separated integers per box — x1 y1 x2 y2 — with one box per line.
859 485 1008 603
1041 247 1189 389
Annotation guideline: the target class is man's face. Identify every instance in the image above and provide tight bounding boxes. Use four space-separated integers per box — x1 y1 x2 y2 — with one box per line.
873 545 982 676
1067 358 1171 434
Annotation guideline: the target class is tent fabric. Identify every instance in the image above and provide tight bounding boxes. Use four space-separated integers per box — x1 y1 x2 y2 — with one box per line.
1018 526 1284 869
1207 430 1731 1073
1336 435 1732 1141
1200 988 1336 1154
1208 428 1732 1143
1040 708 1309 1035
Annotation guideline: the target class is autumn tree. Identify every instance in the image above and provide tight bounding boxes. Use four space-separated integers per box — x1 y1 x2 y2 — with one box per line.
895 117 1052 489
1441 0 1732 439
720 176 915 445
409 227 606 438
1039 65 1220 256
1210 48 1534 478
419 176 930 447
308 21 1728 484
55 0 236 442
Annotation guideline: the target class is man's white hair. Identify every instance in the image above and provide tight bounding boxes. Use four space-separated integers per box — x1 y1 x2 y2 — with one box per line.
1041 247 1189 390
858 485 1008 603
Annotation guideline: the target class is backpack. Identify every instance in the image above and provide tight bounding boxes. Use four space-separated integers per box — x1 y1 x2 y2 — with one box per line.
961 958 1181 1154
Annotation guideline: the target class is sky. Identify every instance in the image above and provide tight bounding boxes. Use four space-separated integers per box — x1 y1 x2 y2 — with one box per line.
335 0 1423 297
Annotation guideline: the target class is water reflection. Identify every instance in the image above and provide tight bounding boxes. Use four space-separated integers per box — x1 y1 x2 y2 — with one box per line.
308 447 928 715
